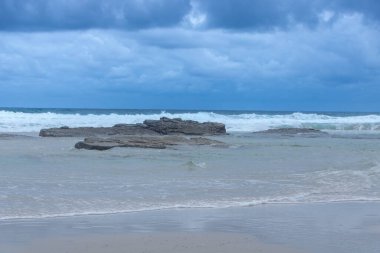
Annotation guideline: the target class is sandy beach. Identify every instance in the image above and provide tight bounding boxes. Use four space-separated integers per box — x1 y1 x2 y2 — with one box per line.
2 202 380 253
3 233 302 253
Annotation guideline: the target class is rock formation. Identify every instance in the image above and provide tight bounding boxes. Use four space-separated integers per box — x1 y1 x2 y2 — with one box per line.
39 124 157 137
143 117 226 135
75 136 226 151
254 128 326 135
38 117 227 151
39 117 226 137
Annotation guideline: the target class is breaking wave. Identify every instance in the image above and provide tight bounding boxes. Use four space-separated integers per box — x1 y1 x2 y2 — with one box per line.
1 109 380 133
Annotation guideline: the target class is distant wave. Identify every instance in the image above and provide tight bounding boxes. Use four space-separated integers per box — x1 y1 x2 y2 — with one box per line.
1 110 380 132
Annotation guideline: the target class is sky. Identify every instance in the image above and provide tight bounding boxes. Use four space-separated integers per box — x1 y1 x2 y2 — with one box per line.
0 0 379 111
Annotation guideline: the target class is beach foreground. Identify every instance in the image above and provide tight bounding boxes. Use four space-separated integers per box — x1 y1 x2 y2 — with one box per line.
2 203 380 253
3 233 300 253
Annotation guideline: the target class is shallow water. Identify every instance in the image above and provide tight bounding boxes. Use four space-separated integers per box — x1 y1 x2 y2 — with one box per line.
1 203 379 253
1 133 380 220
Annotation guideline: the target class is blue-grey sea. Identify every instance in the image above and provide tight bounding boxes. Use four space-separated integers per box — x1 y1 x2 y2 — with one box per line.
1 108 380 252
1 108 380 220
1 107 380 132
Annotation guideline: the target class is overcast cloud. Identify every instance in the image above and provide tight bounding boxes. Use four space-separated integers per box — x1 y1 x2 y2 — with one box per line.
0 0 379 110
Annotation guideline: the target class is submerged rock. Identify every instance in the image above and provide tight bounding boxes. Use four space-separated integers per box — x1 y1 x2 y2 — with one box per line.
189 136 225 145
254 128 326 135
75 136 226 151
40 117 226 137
75 136 166 150
0 133 34 139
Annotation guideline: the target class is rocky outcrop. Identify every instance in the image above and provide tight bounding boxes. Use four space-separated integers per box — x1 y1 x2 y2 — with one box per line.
143 117 226 135
75 136 226 151
39 124 157 137
39 118 226 137
254 128 326 135
0 134 33 139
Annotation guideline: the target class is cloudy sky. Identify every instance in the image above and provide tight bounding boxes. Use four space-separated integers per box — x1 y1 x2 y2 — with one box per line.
0 0 379 111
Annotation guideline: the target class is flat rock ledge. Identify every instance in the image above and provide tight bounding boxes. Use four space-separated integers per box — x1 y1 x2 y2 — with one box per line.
39 117 226 137
254 128 327 135
0 133 34 139
75 136 226 151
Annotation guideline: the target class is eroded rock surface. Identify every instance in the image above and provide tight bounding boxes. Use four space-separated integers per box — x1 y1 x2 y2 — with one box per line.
40 117 226 137
254 128 326 135
75 136 226 151
0 134 34 139
143 117 226 135
39 124 158 137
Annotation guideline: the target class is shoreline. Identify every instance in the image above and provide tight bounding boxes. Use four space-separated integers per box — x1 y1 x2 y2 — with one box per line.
1 199 380 222
2 202 380 253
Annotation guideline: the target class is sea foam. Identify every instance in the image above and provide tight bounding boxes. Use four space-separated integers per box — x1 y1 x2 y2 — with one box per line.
1 110 380 132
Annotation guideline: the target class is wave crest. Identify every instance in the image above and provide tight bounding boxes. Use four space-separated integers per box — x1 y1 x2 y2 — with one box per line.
1 110 380 132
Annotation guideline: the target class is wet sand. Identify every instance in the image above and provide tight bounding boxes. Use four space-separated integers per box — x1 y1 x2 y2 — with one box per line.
3 233 303 253
2 202 380 253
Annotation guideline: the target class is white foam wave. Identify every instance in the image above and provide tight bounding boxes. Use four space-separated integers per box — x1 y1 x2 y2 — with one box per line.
1 197 380 221
1 110 380 132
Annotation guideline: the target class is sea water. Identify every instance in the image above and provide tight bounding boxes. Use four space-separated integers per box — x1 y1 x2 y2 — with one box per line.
1 108 380 132
0 108 380 220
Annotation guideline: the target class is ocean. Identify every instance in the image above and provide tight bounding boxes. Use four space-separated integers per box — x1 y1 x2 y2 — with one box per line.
1 107 380 133
1 108 380 221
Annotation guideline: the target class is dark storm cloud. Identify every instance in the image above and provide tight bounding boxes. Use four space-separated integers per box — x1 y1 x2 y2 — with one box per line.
0 0 379 31
196 0 380 30
0 0 191 30
1 1 380 110
333 0 380 20
196 0 323 30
